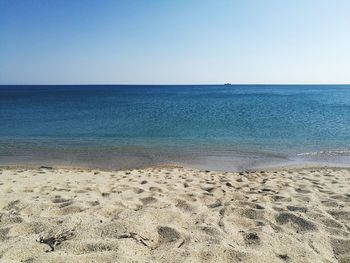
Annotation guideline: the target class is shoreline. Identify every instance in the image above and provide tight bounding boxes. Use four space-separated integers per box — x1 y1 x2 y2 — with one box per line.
1 165 349 262
2 138 350 172
1 161 350 173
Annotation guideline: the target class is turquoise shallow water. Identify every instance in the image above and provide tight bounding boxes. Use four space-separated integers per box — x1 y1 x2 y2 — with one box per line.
0 85 350 170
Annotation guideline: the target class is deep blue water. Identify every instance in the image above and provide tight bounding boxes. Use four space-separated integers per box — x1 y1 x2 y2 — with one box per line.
0 85 350 170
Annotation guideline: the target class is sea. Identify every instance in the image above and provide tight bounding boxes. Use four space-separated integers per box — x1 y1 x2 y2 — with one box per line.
0 85 350 171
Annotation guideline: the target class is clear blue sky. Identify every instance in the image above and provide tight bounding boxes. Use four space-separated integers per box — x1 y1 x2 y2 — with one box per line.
1 0 349 84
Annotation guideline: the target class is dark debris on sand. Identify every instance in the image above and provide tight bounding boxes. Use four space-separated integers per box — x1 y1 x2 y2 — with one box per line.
38 229 75 252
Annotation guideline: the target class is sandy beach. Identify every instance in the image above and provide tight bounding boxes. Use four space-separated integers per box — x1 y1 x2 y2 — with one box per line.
0 165 349 263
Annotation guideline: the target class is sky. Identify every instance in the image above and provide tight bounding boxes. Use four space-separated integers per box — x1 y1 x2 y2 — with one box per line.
1 0 350 84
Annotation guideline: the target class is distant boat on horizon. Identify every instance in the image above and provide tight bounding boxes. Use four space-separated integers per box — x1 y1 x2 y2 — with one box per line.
223 83 232 86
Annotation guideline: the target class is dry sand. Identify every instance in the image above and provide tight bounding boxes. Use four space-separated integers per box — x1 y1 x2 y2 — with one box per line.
0 166 349 263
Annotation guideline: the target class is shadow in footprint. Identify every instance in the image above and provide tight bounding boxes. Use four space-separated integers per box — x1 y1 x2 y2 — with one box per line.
140 197 157 205
157 226 180 244
243 232 260 246
275 212 316 232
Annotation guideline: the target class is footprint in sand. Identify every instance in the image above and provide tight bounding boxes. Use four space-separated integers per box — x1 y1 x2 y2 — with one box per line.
157 226 180 244
52 197 74 208
0 227 10 242
133 188 144 194
286 205 307 213
240 208 265 220
149 186 163 193
331 238 350 263
243 232 261 246
327 210 350 221
51 197 71 204
140 196 157 205
275 212 316 232
175 199 194 212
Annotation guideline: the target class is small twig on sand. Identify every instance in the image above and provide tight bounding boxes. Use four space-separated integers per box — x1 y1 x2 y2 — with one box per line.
117 232 150 247
38 229 75 252
177 240 185 248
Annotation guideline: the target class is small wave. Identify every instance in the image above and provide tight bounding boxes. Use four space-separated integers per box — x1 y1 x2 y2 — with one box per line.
297 150 350 157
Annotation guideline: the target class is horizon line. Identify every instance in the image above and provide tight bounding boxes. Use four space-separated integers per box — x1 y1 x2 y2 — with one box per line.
1 83 350 86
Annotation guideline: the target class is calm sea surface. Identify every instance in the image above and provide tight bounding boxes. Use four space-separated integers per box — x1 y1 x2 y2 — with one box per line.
0 85 350 171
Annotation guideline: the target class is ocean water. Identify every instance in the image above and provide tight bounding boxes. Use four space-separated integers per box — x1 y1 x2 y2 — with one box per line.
0 85 350 171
